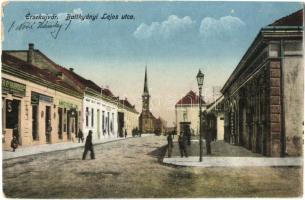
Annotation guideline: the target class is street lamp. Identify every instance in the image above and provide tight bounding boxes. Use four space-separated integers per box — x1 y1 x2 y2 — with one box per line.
197 69 204 162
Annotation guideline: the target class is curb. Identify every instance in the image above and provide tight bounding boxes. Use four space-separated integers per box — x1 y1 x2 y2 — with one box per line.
3 136 135 161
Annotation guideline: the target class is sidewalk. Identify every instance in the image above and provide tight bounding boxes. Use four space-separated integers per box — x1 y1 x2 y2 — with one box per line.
164 140 303 167
2 136 133 160
163 156 303 167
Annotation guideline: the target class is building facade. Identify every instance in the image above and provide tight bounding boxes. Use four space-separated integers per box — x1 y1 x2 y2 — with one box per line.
2 52 82 150
175 90 207 135
139 68 156 133
118 98 139 137
206 96 225 140
221 9 303 157
4 43 137 145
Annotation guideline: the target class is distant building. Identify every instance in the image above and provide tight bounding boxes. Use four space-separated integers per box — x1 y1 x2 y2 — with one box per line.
118 98 139 137
175 90 207 136
206 95 225 141
155 117 167 135
221 9 303 157
139 67 156 133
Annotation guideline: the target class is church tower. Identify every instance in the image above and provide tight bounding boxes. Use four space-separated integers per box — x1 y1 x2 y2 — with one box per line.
142 67 150 112
139 66 156 133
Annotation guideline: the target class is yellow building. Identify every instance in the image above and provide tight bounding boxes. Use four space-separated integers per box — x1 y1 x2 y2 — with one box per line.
2 52 83 150
118 98 139 137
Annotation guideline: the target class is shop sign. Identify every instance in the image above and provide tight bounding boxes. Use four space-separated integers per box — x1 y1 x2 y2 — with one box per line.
59 100 78 110
31 92 53 105
2 78 26 97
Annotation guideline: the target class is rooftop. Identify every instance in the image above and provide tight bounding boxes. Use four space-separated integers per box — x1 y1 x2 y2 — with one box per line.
175 90 205 106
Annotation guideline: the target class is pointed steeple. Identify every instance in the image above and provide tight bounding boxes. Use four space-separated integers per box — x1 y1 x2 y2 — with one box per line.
143 66 149 94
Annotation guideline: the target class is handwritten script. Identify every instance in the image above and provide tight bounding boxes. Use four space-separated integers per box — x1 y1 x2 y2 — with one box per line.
8 12 135 39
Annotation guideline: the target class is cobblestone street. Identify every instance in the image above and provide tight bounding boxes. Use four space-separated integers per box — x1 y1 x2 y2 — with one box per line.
2 135 303 198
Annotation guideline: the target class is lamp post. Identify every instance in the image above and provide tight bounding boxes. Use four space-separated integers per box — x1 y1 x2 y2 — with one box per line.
196 69 204 162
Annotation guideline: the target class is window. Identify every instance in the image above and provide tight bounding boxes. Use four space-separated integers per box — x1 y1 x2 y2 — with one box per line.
91 108 94 127
64 108 67 132
6 100 20 129
102 111 105 135
86 107 89 127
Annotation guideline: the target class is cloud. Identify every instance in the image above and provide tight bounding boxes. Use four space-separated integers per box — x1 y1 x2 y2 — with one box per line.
199 16 245 40
133 15 195 39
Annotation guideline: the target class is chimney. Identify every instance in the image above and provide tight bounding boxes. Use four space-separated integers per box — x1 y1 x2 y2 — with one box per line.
27 43 34 64
69 68 74 72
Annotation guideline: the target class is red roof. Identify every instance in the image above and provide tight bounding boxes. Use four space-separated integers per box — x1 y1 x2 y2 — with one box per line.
175 90 205 106
4 49 101 93
2 52 79 93
269 9 303 26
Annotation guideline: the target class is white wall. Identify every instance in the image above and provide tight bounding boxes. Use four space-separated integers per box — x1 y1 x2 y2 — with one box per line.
217 113 224 140
83 95 118 141
175 104 206 135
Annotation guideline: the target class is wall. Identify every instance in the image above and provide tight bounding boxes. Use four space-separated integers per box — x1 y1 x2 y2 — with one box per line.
217 113 224 140
83 95 118 141
283 41 303 156
175 105 206 135
2 73 82 150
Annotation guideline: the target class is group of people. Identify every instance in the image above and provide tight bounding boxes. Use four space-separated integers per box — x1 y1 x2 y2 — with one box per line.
167 133 190 158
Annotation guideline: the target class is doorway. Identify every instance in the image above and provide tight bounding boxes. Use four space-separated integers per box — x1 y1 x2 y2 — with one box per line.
32 105 39 140
45 106 51 144
6 99 21 144
58 108 63 139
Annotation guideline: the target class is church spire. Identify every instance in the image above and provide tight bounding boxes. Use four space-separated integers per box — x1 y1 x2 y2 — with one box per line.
143 66 149 94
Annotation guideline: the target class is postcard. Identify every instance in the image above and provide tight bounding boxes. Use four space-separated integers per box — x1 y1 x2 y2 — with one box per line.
1 1 303 198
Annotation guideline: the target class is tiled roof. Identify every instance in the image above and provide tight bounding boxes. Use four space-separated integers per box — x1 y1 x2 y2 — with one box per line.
4 49 101 93
269 9 303 26
2 52 79 93
120 98 133 108
175 90 205 106
102 88 115 98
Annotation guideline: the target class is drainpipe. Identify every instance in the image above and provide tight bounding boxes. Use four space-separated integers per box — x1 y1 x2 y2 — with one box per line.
280 40 286 157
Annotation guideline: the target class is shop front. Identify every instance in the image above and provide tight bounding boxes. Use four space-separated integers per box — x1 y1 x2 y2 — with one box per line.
2 78 26 149
31 91 54 144
58 100 80 142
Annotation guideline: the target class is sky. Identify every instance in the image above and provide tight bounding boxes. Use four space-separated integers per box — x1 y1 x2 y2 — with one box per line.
2 1 303 125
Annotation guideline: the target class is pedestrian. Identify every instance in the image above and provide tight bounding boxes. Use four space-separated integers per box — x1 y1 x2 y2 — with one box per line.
178 134 188 157
78 128 84 143
11 136 18 152
46 120 52 143
13 124 19 144
186 128 191 146
125 129 127 138
82 130 95 160
167 134 173 157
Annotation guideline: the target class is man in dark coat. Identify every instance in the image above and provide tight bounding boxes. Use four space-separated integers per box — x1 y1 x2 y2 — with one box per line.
167 134 173 157
125 129 127 138
178 134 188 157
82 130 95 160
